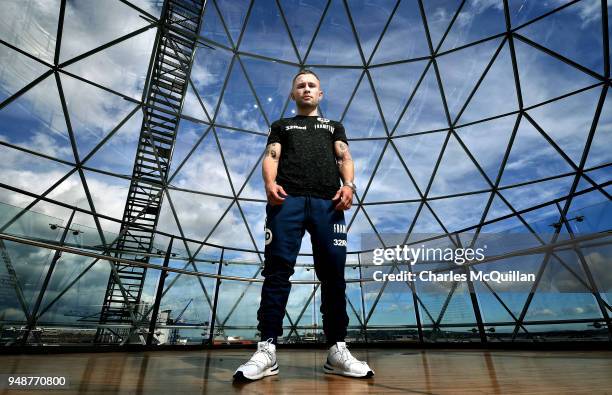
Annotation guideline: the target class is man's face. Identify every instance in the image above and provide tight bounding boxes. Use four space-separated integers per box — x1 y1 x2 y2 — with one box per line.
291 73 323 109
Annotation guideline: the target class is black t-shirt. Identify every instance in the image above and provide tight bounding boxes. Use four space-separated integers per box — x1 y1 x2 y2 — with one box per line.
266 115 348 199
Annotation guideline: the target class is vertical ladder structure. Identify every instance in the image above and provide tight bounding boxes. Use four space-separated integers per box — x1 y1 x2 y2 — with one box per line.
95 0 206 344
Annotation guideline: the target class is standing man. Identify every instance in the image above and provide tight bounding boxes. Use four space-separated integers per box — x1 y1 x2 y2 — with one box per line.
233 69 374 381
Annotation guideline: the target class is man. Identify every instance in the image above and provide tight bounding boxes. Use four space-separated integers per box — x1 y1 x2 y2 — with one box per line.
233 69 374 381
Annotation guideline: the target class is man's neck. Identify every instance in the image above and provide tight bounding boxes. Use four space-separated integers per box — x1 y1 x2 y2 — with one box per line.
296 106 319 116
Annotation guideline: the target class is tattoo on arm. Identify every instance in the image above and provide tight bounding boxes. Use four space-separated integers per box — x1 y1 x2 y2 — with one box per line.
335 141 353 167
265 143 280 162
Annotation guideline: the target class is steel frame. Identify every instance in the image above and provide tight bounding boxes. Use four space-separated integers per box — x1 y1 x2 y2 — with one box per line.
0 0 610 346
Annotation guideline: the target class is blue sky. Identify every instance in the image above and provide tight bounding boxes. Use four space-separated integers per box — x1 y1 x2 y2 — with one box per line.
0 0 610 340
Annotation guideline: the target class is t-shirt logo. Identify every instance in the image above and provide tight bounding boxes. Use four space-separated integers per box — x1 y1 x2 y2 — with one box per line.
285 125 307 131
317 117 330 123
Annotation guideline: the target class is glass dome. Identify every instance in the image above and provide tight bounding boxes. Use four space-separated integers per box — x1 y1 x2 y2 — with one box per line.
0 0 610 346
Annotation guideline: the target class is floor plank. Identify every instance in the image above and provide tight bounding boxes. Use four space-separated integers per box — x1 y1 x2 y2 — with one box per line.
1 348 611 394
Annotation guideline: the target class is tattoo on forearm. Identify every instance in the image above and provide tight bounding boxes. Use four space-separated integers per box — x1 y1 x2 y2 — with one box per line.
335 142 353 168
265 143 280 161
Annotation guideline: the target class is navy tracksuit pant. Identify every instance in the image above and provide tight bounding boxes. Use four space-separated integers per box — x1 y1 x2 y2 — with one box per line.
257 194 349 345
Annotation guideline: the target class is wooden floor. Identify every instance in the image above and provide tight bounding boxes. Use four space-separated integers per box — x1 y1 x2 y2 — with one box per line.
2 348 612 394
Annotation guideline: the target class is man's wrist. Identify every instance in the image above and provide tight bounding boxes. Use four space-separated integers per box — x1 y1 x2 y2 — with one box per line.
343 181 356 192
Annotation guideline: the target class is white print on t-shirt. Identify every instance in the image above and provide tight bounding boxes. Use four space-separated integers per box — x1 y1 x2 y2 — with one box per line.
315 123 335 133
285 125 307 131
317 117 330 123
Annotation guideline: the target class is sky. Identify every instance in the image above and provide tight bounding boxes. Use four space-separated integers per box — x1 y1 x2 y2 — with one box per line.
0 0 610 341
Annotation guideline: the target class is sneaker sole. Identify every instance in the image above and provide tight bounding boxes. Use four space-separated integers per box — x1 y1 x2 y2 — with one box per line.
233 363 279 382
323 363 374 378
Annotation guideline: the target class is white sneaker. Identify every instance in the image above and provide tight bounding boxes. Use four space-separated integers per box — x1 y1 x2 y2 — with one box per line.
233 338 279 381
323 341 374 378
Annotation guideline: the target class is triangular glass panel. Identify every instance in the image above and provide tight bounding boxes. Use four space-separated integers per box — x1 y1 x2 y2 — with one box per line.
168 189 234 242
346 208 380 252
237 200 267 252
370 0 429 64
278 0 327 61
239 156 267 201
156 269 215 332
0 144 74 197
241 56 298 121
60 0 151 62
394 66 448 135
582 167 611 192
429 133 491 197
421 0 462 50
370 60 428 130
182 82 211 122
458 43 519 124
410 203 448 234
0 0 60 63
475 282 521 325
471 253 540 317
585 88 611 168
508 0 574 27
170 118 212 175
393 131 446 192
156 191 186 240
81 170 130 220
240 0 299 62
214 61 267 133
480 193 514 227
526 255 602 321
216 0 251 47
0 74 74 162
428 192 490 232
170 124 234 196
499 175 574 212
345 282 364 326
527 87 600 166
0 44 50 104
518 1 603 74
310 67 362 121
1 196 70 243
305 0 362 66
0 194 36 226
567 189 612 234
216 127 267 194
500 117 574 187
341 76 387 138
37 252 111 325
45 171 90 212
480 207 532 234
364 202 420 243
439 281 476 325
437 37 502 122
455 115 516 180
200 1 232 47
190 45 234 119
364 144 420 203
514 38 599 107
342 140 386 196
59 73 138 160
367 272 417 326
347 0 397 61
440 2 505 51
207 202 257 250
83 107 142 175
63 28 156 100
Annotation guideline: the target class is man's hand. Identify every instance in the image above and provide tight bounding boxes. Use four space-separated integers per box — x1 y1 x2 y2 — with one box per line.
332 185 353 210
266 182 288 205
